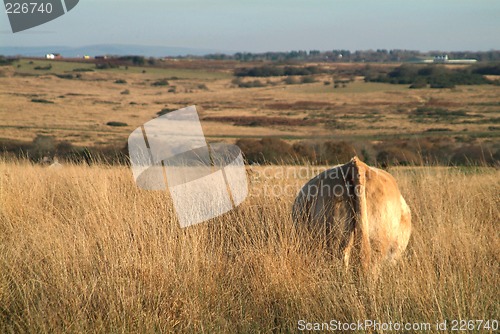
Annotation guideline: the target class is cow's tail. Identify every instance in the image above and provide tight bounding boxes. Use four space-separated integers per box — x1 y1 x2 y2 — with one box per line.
350 156 371 272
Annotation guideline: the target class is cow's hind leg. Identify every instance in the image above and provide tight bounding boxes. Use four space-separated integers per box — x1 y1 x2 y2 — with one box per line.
341 231 355 269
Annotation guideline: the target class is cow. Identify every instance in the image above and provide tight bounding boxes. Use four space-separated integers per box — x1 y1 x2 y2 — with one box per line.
292 156 411 274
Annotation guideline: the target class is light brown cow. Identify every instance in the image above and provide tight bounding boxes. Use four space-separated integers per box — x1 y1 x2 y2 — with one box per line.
292 156 411 273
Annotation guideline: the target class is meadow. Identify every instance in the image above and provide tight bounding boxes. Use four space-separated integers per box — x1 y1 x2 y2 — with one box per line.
1 59 499 149
0 58 499 332
0 161 498 333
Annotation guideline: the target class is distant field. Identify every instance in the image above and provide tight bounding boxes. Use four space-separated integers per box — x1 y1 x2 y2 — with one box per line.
0 58 499 163
11 58 231 79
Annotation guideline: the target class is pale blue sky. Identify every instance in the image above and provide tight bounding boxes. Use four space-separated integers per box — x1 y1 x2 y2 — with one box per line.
1 0 499 52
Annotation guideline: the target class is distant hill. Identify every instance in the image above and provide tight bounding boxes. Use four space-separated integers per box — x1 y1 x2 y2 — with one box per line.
0 44 226 57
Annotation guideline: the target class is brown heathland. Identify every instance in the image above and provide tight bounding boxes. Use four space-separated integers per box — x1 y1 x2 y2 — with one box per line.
0 161 498 332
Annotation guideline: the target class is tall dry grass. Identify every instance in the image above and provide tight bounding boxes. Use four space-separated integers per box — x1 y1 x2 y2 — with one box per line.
0 160 498 333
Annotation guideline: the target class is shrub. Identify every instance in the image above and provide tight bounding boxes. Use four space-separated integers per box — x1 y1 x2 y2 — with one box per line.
234 65 326 77
106 121 128 127
237 138 358 165
236 138 294 164
31 98 54 104
55 74 74 79
72 68 94 72
118 55 145 65
284 76 300 85
429 75 455 88
291 142 317 162
425 128 451 132
376 147 420 166
0 56 15 66
120 89 130 95
367 64 489 87
157 108 175 116
316 141 357 165
409 77 427 89
151 79 169 86
95 62 119 70
301 76 317 84
31 135 56 158
471 63 500 75
34 64 52 70
409 107 467 123
234 65 284 77
56 141 74 154
450 145 496 165
115 79 127 84
238 80 265 88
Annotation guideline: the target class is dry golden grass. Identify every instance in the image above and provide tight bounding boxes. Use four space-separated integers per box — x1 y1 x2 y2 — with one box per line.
0 160 498 333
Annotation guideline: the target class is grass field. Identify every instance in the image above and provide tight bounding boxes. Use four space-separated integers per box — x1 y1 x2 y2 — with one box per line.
0 161 498 332
10 59 231 80
0 58 499 332
1 59 499 150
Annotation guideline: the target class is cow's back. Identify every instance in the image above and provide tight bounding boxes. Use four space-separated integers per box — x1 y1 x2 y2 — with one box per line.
292 157 412 270
364 165 412 263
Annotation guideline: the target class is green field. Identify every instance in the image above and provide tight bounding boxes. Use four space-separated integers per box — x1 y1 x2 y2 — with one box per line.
11 59 231 80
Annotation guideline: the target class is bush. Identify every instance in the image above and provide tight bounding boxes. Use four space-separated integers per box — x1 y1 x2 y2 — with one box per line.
409 77 427 89
429 75 455 88
34 64 52 70
236 138 294 164
237 80 265 88
234 65 326 77
95 62 119 70
284 76 300 85
0 56 16 66
30 135 56 159
367 64 489 87
376 147 420 166
157 108 175 116
291 142 317 162
106 121 128 127
234 65 284 77
151 79 169 86
118 56 145 65
55 74 74 80
316 141 357 165
472 63 500 75
450 145 496 165
301 76 317 84
236 138 356 165
31 98 54 104
409 107 467 122
115 79 127 84
120 89 130 95
72 68 94 72
56 141 75 154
